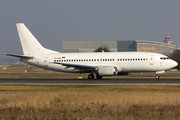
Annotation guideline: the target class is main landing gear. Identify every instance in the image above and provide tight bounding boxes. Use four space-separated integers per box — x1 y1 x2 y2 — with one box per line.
96 74 102 79
88 74 94 79
88 73 103 79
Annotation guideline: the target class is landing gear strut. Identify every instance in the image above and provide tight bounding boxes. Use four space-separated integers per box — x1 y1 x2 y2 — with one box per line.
96 74 102 79
88 74 94 79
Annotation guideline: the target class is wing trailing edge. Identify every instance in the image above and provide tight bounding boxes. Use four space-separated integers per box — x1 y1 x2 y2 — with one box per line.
54 62 98 71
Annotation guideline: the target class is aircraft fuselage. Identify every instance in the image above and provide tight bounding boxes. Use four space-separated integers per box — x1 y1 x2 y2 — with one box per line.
21 52 177 73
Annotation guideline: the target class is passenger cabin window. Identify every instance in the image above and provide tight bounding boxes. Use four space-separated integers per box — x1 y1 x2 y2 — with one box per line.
115 58 148 62
54 57 152 64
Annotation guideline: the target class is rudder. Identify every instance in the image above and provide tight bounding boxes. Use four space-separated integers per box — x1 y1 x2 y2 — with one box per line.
16 23 58 55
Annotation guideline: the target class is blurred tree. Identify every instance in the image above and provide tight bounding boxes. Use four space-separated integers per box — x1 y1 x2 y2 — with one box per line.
94 46 111 52
169 49 180 70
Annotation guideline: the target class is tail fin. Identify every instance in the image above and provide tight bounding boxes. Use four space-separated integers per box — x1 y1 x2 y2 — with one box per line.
16 23 58 55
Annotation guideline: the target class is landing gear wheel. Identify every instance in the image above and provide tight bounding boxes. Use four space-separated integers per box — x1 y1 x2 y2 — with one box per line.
155 75 160 79
96 74 102 79
88 74 94 79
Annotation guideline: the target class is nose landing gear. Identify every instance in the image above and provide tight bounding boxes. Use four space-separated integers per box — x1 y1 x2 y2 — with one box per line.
155 71 164 79
155 75 160 79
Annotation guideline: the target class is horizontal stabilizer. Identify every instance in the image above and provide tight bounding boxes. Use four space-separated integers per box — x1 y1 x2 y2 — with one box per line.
4 53 33 59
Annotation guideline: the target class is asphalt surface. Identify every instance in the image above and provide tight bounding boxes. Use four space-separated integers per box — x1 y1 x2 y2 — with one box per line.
0 78 180 85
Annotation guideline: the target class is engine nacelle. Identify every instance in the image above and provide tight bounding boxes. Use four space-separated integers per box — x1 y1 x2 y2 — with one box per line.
98 66 118 76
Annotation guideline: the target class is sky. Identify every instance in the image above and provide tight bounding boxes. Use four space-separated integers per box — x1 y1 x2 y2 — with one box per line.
1 0 180 62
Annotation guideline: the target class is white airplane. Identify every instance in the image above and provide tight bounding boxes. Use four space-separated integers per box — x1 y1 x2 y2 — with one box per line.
4 23 178 79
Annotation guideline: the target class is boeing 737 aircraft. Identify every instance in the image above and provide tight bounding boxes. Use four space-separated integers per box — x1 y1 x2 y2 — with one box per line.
4 23 178 79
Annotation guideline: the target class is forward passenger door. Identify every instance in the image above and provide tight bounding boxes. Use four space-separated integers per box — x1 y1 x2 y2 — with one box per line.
149 55 154 65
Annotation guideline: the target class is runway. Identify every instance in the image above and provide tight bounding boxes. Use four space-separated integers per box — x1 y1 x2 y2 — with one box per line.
1 78 180 85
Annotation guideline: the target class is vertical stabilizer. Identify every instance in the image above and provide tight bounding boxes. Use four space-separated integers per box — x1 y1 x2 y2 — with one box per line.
16 23 58 55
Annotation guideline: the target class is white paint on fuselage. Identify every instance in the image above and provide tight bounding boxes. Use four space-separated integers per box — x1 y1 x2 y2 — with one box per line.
21 52 177 73
5 23 178 79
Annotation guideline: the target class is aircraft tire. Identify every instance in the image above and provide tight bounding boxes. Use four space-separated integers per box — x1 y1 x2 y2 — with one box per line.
155 75 160 79
96 74 102 79
88 74 94 79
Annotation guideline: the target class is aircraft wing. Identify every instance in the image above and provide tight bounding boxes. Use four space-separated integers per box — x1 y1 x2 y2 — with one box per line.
4 53 34 59
54 62 98 71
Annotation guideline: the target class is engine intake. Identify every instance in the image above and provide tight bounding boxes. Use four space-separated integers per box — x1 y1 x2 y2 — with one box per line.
98 66 118 76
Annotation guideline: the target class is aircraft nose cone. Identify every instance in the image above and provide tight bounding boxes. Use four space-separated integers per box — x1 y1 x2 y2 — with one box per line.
171 60 178 68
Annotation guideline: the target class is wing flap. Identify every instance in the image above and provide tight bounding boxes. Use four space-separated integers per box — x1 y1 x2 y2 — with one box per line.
54 62 98 71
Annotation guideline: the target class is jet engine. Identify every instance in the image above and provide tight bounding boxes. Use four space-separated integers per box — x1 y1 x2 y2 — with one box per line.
98 66 118 76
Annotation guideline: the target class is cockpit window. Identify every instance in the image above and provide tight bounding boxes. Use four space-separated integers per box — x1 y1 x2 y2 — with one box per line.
160 57 169 60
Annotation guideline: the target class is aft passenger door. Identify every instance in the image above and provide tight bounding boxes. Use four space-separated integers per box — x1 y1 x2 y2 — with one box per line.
44 57 48 67
149 55 154 65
